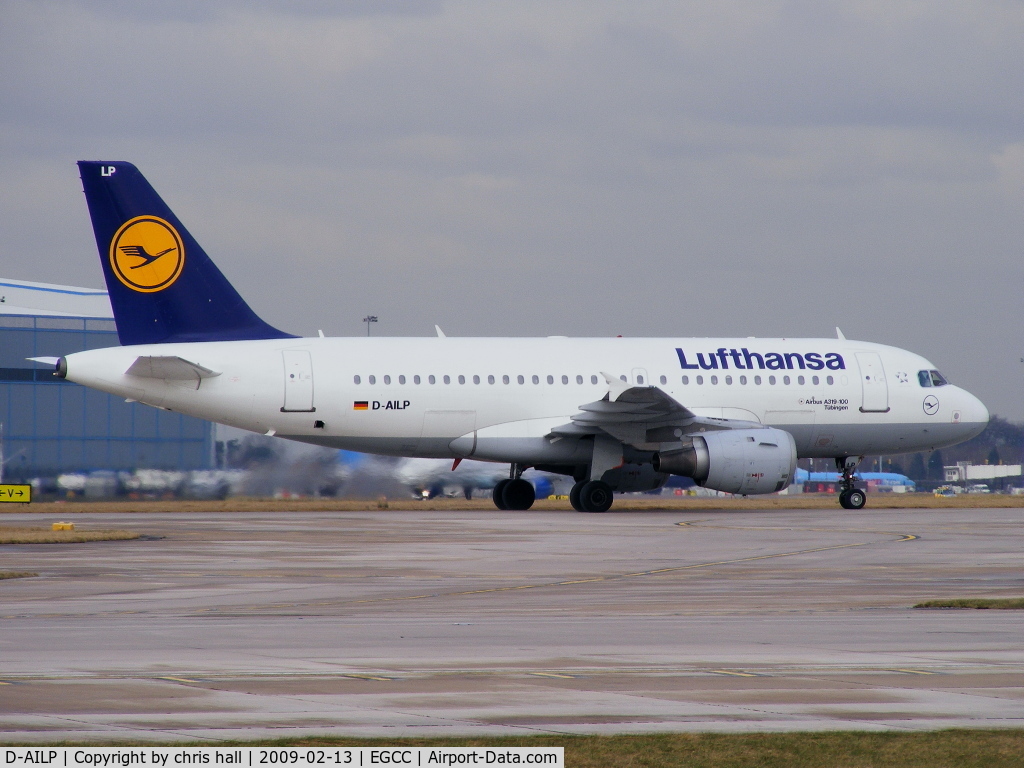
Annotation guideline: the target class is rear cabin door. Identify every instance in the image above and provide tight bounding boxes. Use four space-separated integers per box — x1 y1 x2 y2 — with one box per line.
856 352 889 413
281 350 315 412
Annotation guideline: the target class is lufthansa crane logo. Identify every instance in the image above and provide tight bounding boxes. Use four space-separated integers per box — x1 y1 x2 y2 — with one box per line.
923 395 940 416
109 216 185 292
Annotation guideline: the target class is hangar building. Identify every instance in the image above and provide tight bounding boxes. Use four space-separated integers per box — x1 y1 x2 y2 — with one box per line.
0 278 212 480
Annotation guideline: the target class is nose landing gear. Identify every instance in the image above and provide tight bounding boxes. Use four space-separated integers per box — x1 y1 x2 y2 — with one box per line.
836 456 866 509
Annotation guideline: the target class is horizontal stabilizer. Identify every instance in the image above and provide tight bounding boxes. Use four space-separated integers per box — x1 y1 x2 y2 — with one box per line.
126 355 221 386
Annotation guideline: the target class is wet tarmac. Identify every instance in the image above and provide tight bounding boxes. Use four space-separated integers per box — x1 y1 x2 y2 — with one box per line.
1 506 1022 741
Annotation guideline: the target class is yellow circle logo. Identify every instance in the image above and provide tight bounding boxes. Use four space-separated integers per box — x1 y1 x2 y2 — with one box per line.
109 216 185 292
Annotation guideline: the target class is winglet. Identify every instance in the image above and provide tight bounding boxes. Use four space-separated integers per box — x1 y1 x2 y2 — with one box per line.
600 371 632 402
836 327 846 340
435 325 446 338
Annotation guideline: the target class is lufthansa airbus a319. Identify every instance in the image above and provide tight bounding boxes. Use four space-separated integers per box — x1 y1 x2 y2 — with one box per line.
44 162 989 512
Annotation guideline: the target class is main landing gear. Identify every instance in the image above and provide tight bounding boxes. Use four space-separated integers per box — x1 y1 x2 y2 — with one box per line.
492 464 535 511
836 456 866 510
569 480 614 513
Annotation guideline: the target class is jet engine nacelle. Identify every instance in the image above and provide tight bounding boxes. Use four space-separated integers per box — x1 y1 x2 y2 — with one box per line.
653 428 797 495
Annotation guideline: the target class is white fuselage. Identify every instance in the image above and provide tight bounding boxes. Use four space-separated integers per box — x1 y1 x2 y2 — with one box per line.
62 336 989 464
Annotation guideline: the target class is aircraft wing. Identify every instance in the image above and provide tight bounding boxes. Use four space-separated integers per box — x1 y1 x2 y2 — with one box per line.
549 372 760 450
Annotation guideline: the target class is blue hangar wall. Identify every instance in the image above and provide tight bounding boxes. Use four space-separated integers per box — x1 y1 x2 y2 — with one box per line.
0 314 212 479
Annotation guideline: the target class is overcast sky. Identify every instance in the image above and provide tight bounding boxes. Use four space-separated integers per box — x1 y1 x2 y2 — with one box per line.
1 1 1022 419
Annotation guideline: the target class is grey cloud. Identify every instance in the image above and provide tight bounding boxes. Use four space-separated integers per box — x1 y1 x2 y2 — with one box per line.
0 1 1022 418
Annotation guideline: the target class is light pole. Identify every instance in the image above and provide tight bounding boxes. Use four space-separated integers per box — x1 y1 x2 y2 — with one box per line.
363 315 378 336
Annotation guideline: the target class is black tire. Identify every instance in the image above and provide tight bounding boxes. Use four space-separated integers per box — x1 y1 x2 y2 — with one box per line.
838 489 851 509
492 479 511 510
846 488 866 509
579 480 614 513
569 481 586 512
501 478 536 511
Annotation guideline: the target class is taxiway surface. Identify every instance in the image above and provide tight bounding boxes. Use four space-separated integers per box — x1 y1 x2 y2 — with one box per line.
1 506 1022 741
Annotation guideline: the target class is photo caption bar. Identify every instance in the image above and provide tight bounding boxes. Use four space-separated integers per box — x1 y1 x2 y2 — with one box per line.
2 749 564 768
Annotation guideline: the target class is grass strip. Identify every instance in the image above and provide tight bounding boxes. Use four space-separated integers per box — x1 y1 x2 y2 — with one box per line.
0 571 37 580
8 731 1023 767
915 597 1024 609
0 525 140 544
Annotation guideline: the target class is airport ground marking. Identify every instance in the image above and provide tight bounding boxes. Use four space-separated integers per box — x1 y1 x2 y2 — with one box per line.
158 676 201 683
343 674 392 681
889 668 936 675
676 520 919 543
708 670 759 677
530 672 576 679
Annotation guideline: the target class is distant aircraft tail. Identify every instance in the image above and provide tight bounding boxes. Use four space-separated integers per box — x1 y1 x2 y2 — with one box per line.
77 161 293 345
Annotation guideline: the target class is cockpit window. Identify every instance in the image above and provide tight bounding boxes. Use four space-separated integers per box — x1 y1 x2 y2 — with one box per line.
919 369 948 387
930 370 948 387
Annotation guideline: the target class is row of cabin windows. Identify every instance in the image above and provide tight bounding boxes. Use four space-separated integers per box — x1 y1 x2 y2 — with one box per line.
352 373 836 386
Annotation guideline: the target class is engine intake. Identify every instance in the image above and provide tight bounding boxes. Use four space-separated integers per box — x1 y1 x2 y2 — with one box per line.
654 428 797 495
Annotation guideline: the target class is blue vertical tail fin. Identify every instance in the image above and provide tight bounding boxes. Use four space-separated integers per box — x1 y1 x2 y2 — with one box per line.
78 161 293 345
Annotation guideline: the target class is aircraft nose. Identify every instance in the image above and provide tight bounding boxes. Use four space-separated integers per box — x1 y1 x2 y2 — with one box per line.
958 388 989 435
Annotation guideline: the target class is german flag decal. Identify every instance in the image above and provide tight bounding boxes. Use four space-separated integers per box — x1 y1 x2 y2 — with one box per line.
353 401 369 410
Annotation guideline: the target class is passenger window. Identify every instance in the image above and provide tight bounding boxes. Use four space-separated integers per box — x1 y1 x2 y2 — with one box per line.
739 376 747 385
660 375 667 385
429 375 436 384
472 375 480 384
797 375 805 385
682 376 689 385
918 370 932 387
754 375 761 385
768 376 776 385
725 375 732 385
826 375 833 385
383 375 391 385
459 375 466 384
413 375 420 384
711 375 718 385
812 375 818 385
930 370 948 387
576 375 583 384
532 375 540 384
368 375 376 385
637 375 644 384
561 375 568 384
502 375 509 384
591 375 598 384
353 375 361 385
398 375 406 385
546 375 554 384
783 375 791 385
518 375 525 384
620 375 627 382
443 375 450 384
696 376 704 385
